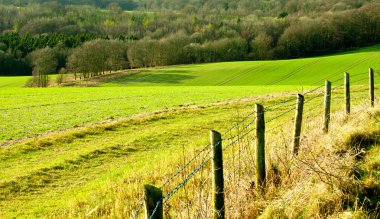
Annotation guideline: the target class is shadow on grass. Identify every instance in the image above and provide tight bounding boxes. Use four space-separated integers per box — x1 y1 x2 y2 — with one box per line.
119 71 197 85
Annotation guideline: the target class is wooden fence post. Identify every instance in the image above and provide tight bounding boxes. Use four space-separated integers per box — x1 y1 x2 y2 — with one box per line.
323 81 331 134
369 68 375 107
210 130 225 219
144 185 163 219
292 94 304 156
345 73 350 114
255 104 266 191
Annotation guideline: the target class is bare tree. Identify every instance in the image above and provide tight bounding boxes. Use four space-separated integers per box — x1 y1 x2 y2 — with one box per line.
28 47 58 87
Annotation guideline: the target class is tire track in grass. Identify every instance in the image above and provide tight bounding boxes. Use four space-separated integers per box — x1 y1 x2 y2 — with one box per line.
216 64 266 85
266 59 322 85
312 52 380 85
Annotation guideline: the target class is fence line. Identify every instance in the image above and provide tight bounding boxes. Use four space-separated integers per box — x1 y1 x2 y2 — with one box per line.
132 68 379 218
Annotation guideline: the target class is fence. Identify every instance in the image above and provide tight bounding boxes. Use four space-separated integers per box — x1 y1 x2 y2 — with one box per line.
132 68 379 219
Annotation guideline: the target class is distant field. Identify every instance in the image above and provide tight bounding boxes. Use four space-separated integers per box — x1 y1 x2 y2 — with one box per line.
2 45 380 89
0 76 30 88
1 45 380 142
0 86 300 142
102 45 380 86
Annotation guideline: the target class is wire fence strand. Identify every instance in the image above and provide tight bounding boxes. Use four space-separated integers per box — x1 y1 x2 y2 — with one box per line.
131 68 379 218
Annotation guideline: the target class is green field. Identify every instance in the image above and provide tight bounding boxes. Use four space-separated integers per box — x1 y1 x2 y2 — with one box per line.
0 86 302 142
1 45 380 218
102 45 380 87
1 45 380 143
0 76 30 88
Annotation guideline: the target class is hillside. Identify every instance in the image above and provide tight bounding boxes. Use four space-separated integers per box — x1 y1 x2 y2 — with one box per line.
3 44 379 89
1 80 379 217
1 45 379 142
100 45 380 86
0 0 138 10
0 0 371 13
1 2 379 77
1 43 380 217
1 0 380 217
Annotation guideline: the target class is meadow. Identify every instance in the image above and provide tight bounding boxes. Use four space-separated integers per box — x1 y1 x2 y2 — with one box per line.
0 86 300 142
1 45 380 143
0 45 380 217
0 76 30 88
102 45 380 86
0 83 377 218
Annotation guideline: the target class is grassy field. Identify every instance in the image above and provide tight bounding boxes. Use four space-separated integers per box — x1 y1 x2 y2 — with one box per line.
102 45 380 87
1 45 379 142
0 86 301 142
1 45 380 218
0 86 377 218
0 76 30 88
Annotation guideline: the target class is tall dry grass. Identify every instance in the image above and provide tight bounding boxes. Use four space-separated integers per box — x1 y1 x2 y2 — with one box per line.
53 94 379 219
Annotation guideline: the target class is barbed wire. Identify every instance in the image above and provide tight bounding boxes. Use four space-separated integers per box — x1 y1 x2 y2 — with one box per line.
147 142 215 219
351 77 368 84
304 91 325 105
178 171 212 217
265 97 297 111
162 147 213 204
224 139 253 164
351 86 368 93
223 117 256 143
265 98 296 113
223 126 256 152
132 199 145 219
332 84 344 91
303 84 325 95
159 143 210 189
132 70 380 217
350 71 368 77
222 111 255 136
266 107 294 124
266 117 292 133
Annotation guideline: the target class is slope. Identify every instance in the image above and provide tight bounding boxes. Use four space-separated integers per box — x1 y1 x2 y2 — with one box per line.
101 45 380 87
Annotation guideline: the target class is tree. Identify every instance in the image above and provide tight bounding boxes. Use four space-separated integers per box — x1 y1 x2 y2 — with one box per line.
251 33 273 60
67 39 128 79
28 47 58 87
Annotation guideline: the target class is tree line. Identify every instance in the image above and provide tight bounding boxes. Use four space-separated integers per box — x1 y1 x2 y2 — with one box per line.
0 33 106 75
0 0 371 14
0 0 138 10
0 2 379 86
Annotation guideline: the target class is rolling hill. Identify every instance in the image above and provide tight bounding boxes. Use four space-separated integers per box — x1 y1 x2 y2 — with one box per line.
1 45 380 218
101 45 380 87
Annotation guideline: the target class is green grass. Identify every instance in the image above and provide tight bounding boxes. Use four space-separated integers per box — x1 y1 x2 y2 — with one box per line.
102 45 380 86
1 45 380 142
0 86 375 218
0 76 30 88
1 45 380 217
0 85 304 142
0 98 257 217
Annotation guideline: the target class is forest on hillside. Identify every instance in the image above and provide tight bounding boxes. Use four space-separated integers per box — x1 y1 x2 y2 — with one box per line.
0 0 372 13
0 0 379 81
